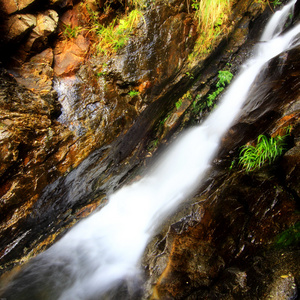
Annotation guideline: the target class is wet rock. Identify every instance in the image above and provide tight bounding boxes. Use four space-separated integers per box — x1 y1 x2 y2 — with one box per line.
14 48 54 96
107 1 197 102
142 45 300 299
0 68 77 270
5 14 37 42
266 273 297 300
0 0 36 14
24 9 59 55
1 9 59 64
0 0 297 290
282 146 300 199
53 34 89 76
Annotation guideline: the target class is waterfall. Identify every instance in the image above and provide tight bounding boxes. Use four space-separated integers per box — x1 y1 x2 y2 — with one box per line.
2 1 300 299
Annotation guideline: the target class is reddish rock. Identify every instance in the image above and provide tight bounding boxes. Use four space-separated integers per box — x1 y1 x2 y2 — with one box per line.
0 0 36 14
54 35 89 76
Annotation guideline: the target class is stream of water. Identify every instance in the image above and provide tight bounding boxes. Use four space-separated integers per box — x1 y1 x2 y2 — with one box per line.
2 1 300 299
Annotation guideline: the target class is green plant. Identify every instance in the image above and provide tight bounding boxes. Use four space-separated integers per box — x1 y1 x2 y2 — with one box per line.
272 0 282 7
275 222 300 248
96 71 106 77
217 70 233 86
91 9 145 55
205 70 233 107
238 133 288 172
175 99 183 110
63 24 83 39
128 90 139 97
191 0 231 55
148 138 159 151
186 72 194 79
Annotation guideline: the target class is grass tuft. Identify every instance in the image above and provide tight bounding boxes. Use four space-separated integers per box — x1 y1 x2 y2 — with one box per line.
238 130 290 172
92 9 145 55
191 0 232 56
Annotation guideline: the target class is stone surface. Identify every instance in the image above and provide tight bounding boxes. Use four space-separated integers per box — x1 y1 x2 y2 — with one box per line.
5 14 37 42
0 1 299 299
53 35 89 76
0 0 36 14
15 48 54 96
50 0 73 8
24 10 59 54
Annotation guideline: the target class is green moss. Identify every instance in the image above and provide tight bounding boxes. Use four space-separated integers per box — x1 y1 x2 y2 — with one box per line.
175 99 183 110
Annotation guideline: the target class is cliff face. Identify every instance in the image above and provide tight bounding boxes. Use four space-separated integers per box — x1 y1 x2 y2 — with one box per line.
0 0 299 298
142 46 300 299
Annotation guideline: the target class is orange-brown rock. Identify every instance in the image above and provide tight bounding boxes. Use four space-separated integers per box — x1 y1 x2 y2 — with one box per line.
54 34 89 76
0 0 36 14
14 48 54 96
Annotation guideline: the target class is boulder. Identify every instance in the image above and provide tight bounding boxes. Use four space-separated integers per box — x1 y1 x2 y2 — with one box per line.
54 35 89 76
14 48 54 96
24 10 59 54
5 14 36 42
0 0 36 15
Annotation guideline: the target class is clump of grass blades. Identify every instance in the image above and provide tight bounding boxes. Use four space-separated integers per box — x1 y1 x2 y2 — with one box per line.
63 24 83 39
239 133 288 172
193 0 230 31
93 9 144 54
191 0 231 55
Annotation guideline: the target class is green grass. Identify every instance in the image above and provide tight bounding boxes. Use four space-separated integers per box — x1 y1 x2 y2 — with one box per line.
191 0 231 56
89 9 145 55
62 24 83 39
238 133 288 172
192 0 230 32
272 0 282 7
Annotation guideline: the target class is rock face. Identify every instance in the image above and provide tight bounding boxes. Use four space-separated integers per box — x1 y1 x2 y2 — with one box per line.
142 46 300 299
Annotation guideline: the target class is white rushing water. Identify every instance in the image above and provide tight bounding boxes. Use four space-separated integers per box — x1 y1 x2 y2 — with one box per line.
4 1 300 299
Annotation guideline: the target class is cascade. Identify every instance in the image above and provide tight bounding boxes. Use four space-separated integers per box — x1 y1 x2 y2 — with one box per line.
1 1 300 299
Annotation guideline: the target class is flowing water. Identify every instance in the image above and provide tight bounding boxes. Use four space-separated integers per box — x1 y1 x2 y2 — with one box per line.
2 1 300 299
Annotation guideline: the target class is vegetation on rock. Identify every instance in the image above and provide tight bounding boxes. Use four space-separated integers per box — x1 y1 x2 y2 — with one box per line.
238 130 290 172
192 69 233 113
128 90 139 97
191 0 232 56
63 24 83 39
275 222 300 248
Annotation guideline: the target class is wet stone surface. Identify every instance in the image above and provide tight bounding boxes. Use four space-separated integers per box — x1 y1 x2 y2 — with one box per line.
0 1 299 299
